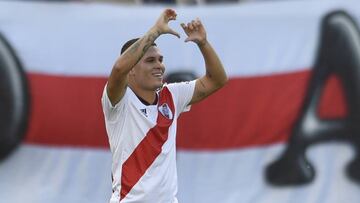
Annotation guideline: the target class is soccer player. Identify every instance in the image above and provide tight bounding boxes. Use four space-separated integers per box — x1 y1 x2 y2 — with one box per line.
101 8 227 203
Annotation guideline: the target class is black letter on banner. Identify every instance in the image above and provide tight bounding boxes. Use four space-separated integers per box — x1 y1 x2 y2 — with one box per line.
266 11 360 186
0 33 30 161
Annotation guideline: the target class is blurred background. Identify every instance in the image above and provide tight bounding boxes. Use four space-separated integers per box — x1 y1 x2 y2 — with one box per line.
1 0 360 203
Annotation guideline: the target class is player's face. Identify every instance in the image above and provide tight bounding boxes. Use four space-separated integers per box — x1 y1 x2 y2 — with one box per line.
133 46 165 91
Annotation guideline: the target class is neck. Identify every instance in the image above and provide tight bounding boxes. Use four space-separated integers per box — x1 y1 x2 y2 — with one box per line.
128 84 157 105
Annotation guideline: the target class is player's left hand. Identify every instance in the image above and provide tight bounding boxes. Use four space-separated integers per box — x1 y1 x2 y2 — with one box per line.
181 18 207 46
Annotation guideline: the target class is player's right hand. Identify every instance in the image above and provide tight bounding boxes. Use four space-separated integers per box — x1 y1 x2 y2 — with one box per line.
153 9 180 38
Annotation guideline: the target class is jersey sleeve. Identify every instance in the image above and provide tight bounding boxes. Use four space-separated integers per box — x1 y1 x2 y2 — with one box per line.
101 84 128 122
167 80 196 116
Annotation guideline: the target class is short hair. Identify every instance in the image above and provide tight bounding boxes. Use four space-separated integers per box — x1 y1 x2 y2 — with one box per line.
120 38 157 55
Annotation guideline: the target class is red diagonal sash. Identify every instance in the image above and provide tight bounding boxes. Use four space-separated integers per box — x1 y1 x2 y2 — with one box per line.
120 87 175 201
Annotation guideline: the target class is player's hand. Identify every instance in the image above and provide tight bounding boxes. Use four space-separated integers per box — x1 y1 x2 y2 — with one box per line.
153 9 180 38
181 18 207 46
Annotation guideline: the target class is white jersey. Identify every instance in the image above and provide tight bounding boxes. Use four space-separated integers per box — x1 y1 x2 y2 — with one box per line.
101 81 196 203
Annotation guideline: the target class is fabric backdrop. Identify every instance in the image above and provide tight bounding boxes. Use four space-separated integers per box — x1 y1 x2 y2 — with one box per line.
0 1 360 203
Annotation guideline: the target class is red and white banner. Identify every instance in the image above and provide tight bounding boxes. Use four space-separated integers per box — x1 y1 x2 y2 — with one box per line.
0 1 360 203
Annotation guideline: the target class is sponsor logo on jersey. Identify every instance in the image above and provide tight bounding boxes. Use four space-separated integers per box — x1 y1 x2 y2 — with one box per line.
140 108 147 117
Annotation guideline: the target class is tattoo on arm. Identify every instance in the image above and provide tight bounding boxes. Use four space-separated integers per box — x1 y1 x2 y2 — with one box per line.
206 70 212 78
142 30 160 53
125 30 160 66
128 38 142 54
199 78 206 89
196 79 207 99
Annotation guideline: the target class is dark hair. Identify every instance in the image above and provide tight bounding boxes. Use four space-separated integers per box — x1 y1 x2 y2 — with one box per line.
120 38 157 55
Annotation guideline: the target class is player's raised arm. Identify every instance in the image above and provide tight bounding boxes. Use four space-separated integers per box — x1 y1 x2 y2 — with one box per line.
181 18 228 105
107 9 180 106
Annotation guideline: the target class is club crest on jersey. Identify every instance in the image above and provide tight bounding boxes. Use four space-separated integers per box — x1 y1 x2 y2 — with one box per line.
158 103 173 120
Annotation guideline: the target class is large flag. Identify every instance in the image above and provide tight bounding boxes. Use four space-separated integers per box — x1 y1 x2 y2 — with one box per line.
0 1 360 202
